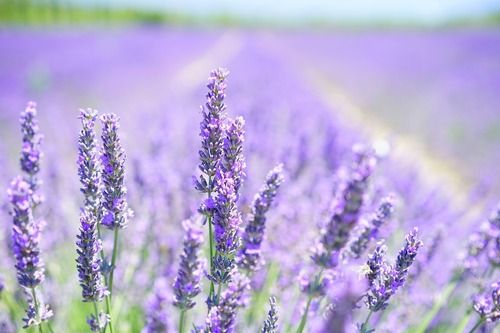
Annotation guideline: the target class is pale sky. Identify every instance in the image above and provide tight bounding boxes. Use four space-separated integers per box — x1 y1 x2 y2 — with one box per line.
77 0 500 23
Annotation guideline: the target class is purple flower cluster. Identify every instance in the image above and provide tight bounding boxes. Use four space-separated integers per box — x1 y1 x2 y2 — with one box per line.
143 278 171 333
100 113 131 229
261 296 278 333
473 280 500 323
364 228 423 312
238 164 284 273
312 144 377 269
220 117 246 196
172 219 204 310
205 272 250 333
346 195 395 260
19 101 43 204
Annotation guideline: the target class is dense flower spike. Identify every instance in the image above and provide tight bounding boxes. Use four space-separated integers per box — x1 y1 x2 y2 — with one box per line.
76 209 106 302
220 116 246 196
365 228 423 312
78 109 102 217
205 272 250 333
195 68 229 195
472 280 500 323
464 204 500 272
173 219 204 310
19 101 43 202
312 144 377 268
100 113 131 229
238 164 284 272
8 177 45 288
346 195 395 259
261 297 278 333
143 279 171 333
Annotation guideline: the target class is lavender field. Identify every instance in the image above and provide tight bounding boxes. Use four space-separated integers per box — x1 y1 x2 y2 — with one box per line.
0 27 499 333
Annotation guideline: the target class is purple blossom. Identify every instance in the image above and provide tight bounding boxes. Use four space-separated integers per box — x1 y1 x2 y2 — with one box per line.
100 113 131 229
472 280 500 323
172 219 204 310
76 209 107 302
238 164 284 272
312 144 377 269
143 278 171 333
261 296 278 333
205 272 250 333
364 228 423 312
346 195 395 260
220 116 246 196
8 177 45 288
19 101 43 202
78 109 102 217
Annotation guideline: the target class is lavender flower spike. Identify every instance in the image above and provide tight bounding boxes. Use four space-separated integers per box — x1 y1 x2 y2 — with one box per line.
220 116 246 196
346 196 395 260
195 68 229 196
365 228 423 312
100 113 131 229
76 209 107 302
472 280 500 323
205 272 250 333
78 109 102 217
143 278 171 333
312 144 377 269
238 164 284 272
19 101 43 205
173 219 204 310
261 297 278 333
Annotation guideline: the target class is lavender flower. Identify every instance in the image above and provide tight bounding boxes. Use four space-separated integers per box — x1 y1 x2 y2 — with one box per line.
8 177 45 288
205 272 250 333
312 145 377 269
346 196 395 260
195 68 229 196
173 219 204 310
0 275 4 295
19 101 43 202
472 280 500 323
220 116 246 196
78 109 102 217
143 278 171 333
87 312 109 333
100 113 131 229
364 228 423 312
238 164 284 272
76 209 106 302
261 297 278 333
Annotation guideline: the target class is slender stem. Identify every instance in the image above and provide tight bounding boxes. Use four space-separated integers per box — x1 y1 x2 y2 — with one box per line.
93 302 103 333
468 318 485 333
216 283 222 303
179 310 186 333
207 174 216 300
105 296 113 333
30 287 44 333
108 227 120 297
360 310 374 333
295 297 312 333
46 323 54 333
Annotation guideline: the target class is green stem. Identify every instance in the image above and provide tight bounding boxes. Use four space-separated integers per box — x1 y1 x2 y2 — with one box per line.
360 311 373 333
296 297 312 333
216 283 222 302
30 287 44 333
468 318 485 333
108 227 120 297
179 310 186 333
46 323 54 333
208 215 215 297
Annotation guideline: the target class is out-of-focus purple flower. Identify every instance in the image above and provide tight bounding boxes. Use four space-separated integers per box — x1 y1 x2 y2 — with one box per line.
205 272 250 333
464 205 500 272
346 196 395 260
220 116 246 196
472 280 500 323
238 164 284 272
100 113 132 229
143 278 171 333
364 228 423 312
312 145 377 269
298 269 334 299
0 275 4 295
0 312 16 333
76 209 107 302
78 109 102 217
261 296 278 333
19 101 43 204
8 177 44 288
195 68 229 196
173 219 204 310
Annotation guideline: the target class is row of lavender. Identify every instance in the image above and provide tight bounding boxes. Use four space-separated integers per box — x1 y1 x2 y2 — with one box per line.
1 65 498 332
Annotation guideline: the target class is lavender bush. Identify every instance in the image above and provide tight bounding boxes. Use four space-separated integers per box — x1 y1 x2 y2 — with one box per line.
0 36 499 333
